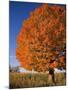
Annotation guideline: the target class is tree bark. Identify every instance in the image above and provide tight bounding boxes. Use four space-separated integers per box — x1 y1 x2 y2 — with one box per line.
49 68 56 85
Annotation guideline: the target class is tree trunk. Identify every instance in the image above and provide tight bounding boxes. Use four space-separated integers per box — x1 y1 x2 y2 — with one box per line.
49 68 56 85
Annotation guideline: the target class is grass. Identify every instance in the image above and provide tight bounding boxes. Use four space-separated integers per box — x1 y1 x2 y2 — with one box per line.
9 72 66 89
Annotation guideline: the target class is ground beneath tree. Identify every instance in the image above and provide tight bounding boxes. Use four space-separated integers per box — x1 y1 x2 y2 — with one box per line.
9 72 66 89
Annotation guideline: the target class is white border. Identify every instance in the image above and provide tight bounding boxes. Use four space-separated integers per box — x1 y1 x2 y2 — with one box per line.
0 0 68 90
10 0 68 4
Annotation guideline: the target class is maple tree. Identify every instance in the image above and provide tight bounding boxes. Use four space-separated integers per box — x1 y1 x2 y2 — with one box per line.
16 4 66 72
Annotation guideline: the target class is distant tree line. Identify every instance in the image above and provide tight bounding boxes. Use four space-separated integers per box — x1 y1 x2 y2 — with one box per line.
9 65 20 73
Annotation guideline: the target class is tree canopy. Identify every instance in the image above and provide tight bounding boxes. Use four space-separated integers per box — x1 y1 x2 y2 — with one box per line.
16 4 66 72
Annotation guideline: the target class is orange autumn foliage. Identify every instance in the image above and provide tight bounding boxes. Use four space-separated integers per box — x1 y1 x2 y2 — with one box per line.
16 4 66 72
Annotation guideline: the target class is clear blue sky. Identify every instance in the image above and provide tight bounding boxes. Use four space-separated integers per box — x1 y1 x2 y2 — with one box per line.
9 1 42 67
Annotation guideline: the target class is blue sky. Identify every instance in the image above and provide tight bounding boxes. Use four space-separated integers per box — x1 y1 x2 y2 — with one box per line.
9 1 43 67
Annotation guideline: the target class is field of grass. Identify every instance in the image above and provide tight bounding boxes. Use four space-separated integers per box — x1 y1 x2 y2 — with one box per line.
9 72 66 89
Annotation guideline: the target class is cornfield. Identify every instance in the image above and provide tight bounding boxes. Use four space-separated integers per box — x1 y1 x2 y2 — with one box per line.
9 72 66 89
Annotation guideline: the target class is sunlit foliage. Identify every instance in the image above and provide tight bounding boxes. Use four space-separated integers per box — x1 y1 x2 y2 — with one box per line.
16 4 66 72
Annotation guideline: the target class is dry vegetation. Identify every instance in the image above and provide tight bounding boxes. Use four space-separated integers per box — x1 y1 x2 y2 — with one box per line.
9 72 66 89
